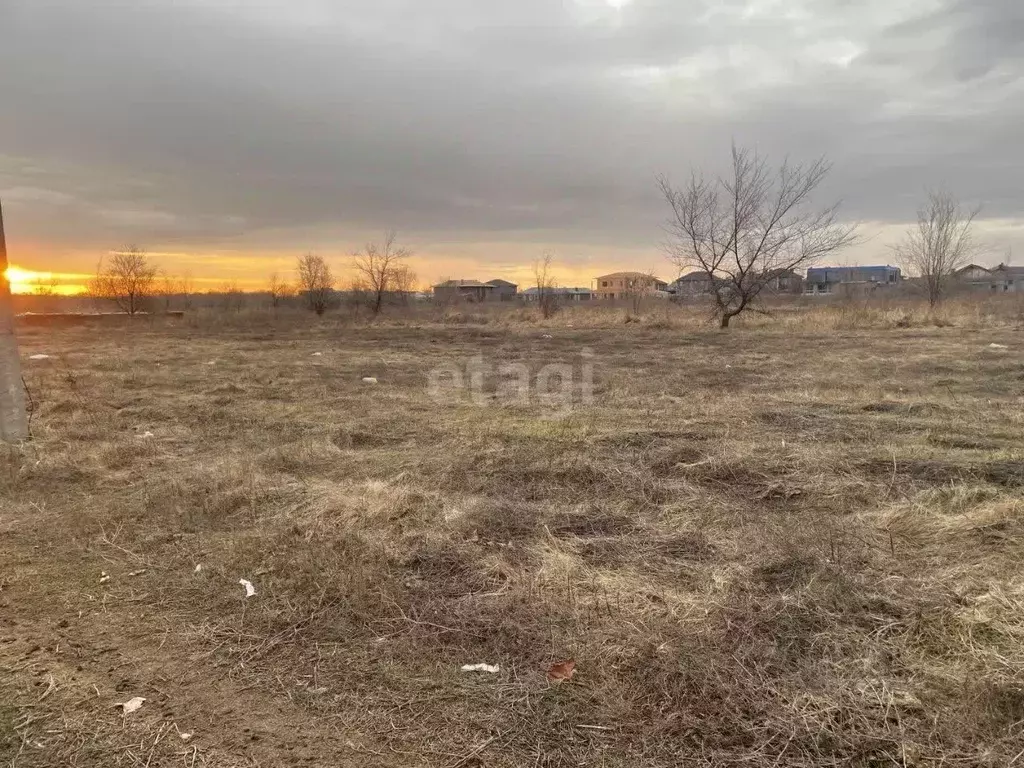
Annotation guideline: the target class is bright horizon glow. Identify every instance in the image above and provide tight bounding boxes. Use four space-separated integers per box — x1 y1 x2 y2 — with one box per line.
5 266 88 295
5 221 1012 297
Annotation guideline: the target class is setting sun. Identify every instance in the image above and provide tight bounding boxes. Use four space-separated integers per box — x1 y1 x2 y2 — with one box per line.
4 266 86 295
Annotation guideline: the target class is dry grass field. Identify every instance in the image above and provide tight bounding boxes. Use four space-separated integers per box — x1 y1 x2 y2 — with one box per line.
2 307 1024 766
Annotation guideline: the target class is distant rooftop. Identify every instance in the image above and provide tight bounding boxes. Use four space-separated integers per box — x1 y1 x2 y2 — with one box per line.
808 265 899 272
596 271 662 280
675 271 711 282
958 263 1024 276
433 279 492 289
522 286 592 295
806 265 901 284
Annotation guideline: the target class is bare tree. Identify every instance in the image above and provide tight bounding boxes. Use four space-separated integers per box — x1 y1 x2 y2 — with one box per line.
345 275 370 310
31 275 59 297
297 253 335 315
893 190 979 308
392 264 418 304
219 281 246 312
0 198 28 441
158 272 174 311
353 231 411 315
91 246 158 315
622 273 657 319
660 144 857 328
158 271 184 311
29 274 61 313
180 272 195 310
533 251 559 319
268 272 292 308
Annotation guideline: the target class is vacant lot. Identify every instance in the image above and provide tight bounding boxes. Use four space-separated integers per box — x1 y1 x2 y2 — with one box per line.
2 318 1023 766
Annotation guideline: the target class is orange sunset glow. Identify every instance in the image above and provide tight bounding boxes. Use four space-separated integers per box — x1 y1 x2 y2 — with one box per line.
4 266 88 295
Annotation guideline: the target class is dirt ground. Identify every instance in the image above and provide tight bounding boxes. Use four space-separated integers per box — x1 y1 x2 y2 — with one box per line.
2 317 1023 766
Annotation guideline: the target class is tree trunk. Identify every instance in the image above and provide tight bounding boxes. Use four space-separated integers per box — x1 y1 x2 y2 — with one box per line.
720 313 732 329
926 276 939 309
0 199 28 442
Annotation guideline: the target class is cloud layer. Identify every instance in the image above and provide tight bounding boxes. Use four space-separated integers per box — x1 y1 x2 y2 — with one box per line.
2 0 1023 276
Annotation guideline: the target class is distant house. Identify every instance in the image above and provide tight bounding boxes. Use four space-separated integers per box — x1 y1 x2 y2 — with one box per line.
432 279 494 303
804 265 901 296
667 268 802 298
763 268 804 294
522 286 592 302
485 279 519 301
955 263 1024 293
956 264 993 285
669 271 717 297
594 272 668 301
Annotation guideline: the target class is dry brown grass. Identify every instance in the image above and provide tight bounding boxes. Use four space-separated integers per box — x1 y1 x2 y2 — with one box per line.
2 305 1023 766
377 292 1024 332
126 290 1024 335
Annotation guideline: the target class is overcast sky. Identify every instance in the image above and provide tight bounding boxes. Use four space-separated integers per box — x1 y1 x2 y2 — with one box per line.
2 0 1022 285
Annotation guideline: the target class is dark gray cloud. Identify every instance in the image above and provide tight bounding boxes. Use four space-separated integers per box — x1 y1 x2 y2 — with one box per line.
1 0 1023 265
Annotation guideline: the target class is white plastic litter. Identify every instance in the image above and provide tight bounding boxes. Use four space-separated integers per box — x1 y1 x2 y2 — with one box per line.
117 697 146 714
362 377 379 384
99 572 110 584
461 663 500 674
989 343 1009 349
137 431 155 439
312 352 323 357
541 335 553 339
239 578 257 598
29 354 52 360
194 564 203 573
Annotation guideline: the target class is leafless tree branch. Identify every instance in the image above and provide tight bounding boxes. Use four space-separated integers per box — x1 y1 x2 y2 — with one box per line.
533 251 559 319
88 246 158 316
296 253 335 315
353 231 412 315
892 190 980 308
660 144 857 328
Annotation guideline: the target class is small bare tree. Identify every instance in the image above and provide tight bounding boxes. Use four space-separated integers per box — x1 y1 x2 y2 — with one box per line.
622 273 656 319
392 264 418 304
158 272 174 311
0 198 28 442
91 246 158 315
179 272 195 310
268 272 293 308
533 251 559 319
30 274 61 313
345 276 370 311
31 275 59 297
158 272 188 311
893 190 979 308
660 144 857 328
219 281 246 312
353 231 411 315
297 253 334 315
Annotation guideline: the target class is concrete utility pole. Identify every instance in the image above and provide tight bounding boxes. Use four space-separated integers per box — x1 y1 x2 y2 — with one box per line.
0 198 28 442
